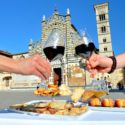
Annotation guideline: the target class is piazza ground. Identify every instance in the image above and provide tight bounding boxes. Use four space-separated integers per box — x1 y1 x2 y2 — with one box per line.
0 89 125 109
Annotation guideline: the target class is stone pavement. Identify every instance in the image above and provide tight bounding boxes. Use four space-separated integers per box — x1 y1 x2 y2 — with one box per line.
0 89 125 109
0 89 70 109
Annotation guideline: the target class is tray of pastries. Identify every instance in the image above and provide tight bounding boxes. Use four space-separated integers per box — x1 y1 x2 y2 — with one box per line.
9 100 88 117
9 88 108 117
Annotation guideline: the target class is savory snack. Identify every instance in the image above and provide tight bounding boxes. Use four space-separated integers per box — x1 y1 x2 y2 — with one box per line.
10 101 88 116
48 108 58 114
102 99 114 107
82 89 108 102
59 84 72 96
34 90 39 95
49 101 66 110
55 109 69 115
34 102 49 108
82 90 95 102
34 84 59 96
69 107 81 115
71 88 84 102
35 107 48 113
115 99 125 107
94 91 108 98
80 106 88 113
64 102 73 110
48 84 58 88
69 106 87 116
89 98 101 107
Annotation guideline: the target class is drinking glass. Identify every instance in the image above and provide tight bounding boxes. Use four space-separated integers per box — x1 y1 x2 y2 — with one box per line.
75 30 98 86
43 28 66 98
75 31 97 59
43 28 65 61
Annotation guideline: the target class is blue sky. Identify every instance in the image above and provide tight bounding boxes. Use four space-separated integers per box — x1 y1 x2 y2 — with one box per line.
0 0 125 55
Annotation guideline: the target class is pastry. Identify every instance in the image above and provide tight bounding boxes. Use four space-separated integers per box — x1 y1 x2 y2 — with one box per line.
49 101 66 110
59 84 72 96
69 107 81 115
71 88 84 102
94 91 108 98
82 90 95 102
55 109 69 115
34 102 49 108
89 98 101 106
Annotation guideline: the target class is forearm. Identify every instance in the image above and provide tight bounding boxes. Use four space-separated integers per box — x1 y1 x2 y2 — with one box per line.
0 55 19 73
116 53 125 69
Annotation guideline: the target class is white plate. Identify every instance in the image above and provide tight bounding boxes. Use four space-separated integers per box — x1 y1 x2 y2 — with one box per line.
8 100 87 121
89 106 125 112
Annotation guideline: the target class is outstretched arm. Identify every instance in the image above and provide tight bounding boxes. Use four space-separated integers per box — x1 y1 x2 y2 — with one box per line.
86 53 125 74
0 54 51 80
116 53 125 69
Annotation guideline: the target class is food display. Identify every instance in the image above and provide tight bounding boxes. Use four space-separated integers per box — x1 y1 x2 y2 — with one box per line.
34 84 59 96
10 81 125 119
82 90 108 102
10 97 125 118
10 101 88 116
33 83 125 109
34 83 108 101
88 98 125 108
34 84 73 96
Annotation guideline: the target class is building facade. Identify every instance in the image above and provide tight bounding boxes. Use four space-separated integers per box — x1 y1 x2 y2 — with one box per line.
0 51 12 90
29 8 86 87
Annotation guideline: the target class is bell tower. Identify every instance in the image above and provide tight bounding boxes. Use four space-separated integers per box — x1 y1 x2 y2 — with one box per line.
94 2 113 56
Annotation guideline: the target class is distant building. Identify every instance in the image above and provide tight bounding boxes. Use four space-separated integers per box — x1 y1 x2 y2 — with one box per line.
0 2 124 90
0 51 12 90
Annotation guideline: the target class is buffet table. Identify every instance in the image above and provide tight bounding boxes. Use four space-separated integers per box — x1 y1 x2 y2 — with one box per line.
0 106 125 125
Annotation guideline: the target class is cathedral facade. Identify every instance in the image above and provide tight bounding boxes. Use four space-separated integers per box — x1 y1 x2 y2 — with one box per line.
0 2 124 90
29 8 86 87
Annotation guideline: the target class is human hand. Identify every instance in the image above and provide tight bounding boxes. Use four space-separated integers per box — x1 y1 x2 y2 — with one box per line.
17 54 51 80
86 53 113 75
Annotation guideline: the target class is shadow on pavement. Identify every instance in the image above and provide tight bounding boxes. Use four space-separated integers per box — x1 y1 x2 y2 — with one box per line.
110 89 125 93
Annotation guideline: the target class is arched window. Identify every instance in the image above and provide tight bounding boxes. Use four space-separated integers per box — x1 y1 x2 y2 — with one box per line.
99 14 106 21
104 47 107 51
103 38 107 43
101 26 106 33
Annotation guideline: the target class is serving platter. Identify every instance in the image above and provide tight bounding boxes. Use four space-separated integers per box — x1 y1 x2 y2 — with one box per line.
89 106 125 112
9 100 88 121
7 99 125 121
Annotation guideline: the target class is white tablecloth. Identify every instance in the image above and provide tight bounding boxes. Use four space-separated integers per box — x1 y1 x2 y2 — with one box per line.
0 107 125 125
